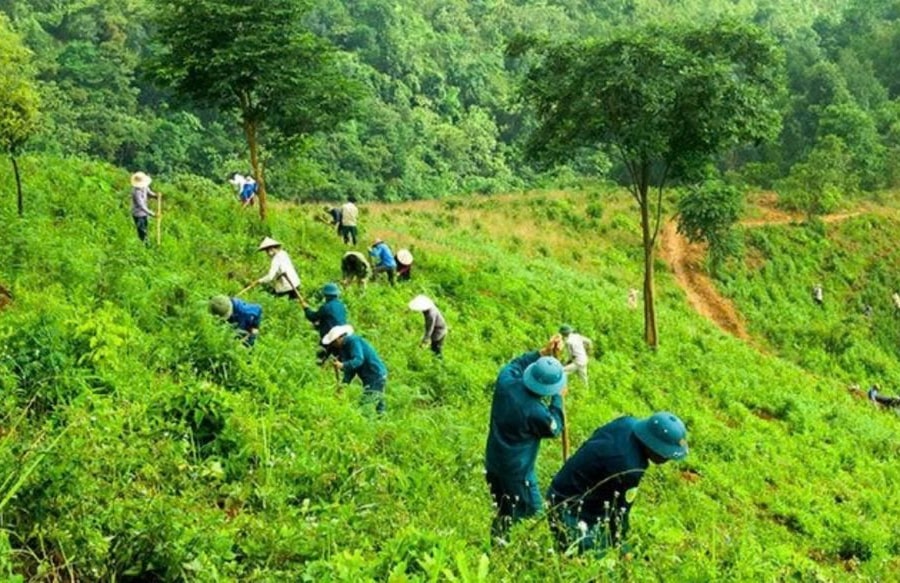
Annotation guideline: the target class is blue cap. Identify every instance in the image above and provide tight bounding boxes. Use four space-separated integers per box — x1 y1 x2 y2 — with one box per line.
634 412 688 460
322 282 340 297
522 357 567 396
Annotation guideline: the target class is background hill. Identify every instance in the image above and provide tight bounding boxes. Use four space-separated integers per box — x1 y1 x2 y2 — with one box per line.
7 0 900 202
0 156 898 580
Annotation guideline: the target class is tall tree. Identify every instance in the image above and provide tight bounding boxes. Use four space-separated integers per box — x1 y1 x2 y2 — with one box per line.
519 20 784 347
150 0 358 219
0 14 39 217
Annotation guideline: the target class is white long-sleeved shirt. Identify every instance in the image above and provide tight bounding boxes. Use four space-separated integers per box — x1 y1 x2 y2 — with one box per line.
258 249 300 293
565 333 592 366
341 202 359 226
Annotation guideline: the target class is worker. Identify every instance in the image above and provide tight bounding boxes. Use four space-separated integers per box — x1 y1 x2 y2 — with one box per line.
228 172 258 207
323 325 388 414
484 336 566 544
396 249 414 281
812 283 824 307
322 205 342 236
627 288 639 309
341 251 371 287
255 237 301 300
130 172 158 243
303 283 348 363
546 412 688 556
868 384 900 408
369 238 397 285
340 196 359 245
408 295 447 358
559 324 593 388
209 295 262 346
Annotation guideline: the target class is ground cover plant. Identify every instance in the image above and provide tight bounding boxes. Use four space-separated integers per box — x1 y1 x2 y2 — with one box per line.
0 156 898 580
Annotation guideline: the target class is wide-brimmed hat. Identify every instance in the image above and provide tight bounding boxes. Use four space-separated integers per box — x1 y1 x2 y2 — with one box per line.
372 238 384 246
408 295 434 312
397 249 413 265
258 237 281 251
131 172 152 188
522 356 566 396
322 324 354 345
322 282 341 297
209 295 233 319
634 412 688 460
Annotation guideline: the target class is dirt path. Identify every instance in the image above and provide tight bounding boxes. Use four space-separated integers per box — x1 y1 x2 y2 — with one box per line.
660 204 864 341
659 222 750 339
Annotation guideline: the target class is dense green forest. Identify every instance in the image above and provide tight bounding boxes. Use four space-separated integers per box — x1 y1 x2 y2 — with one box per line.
5 0 900 202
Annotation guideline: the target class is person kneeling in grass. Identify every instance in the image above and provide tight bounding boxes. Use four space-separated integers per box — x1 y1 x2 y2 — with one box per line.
546 412 688 557
209 295 262 347
323 325 388 415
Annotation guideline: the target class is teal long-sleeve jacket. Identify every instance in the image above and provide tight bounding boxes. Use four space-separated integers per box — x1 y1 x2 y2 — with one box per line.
304 298 348 339
338 334 387 388
485 351 564 480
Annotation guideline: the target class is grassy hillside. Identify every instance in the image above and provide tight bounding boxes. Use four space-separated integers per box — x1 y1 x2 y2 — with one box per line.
0 156 898 581
721 202 900 388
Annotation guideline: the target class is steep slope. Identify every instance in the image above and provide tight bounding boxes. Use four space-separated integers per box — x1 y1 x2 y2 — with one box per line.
0 157 897 580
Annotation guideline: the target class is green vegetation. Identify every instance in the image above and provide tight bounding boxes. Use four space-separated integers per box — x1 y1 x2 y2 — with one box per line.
0 13 39 217
518 19 783 347
150 0 359 219
2 1 900 580
2 0 900 202
678 177 745 276
722 205 900 388
0 156 898 580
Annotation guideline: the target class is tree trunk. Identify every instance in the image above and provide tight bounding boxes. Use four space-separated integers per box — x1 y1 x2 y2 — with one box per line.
242 118 267 221
12 156 22 217
639 189 658 348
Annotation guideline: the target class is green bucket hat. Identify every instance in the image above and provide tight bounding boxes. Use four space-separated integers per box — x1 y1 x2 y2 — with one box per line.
322 282 340 297
209 295 233 319
559 324 574 335
522 356 567 396
634 412 688 460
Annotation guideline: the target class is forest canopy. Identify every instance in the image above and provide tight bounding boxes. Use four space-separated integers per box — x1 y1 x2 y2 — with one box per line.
2 0 899 202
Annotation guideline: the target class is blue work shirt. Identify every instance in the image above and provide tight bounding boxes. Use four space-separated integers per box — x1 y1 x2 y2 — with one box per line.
370 242 397 269
339 334 388 388
228 298 262 333
485 351 564 481
304 298 348 339
548 416 649 541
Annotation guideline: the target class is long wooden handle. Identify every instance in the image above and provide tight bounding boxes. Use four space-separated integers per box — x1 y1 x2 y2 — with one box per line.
280 272 306 305
236 281 257 296
156 193 162 245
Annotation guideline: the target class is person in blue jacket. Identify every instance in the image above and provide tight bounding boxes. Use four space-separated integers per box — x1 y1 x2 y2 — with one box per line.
484 337 567 544
546 412 688 556
209 295 262 346
302 283 349 363
323 325 388 414
369 238 397 285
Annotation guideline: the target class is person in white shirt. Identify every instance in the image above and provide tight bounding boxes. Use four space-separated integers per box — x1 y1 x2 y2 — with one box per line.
255 237 301 300
559 324 592 388
340 196 359 245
